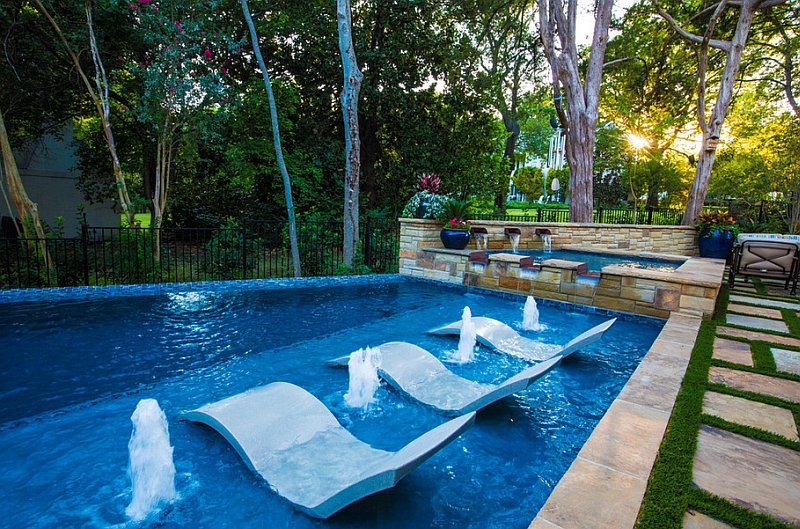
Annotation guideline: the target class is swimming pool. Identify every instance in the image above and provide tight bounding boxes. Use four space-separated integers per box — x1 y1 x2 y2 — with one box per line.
491 249 683 272
0 276 662 528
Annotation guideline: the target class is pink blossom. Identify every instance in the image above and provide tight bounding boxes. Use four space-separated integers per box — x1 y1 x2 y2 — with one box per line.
118 55 124 60
152 6 158 12
174 20 183 31
203 49 213 61
213 31 219 37
221 67 227 74
235 47 240 52
138 0 153 4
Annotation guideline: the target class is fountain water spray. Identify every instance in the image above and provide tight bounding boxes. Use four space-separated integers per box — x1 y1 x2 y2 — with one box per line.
521 296 543 331
457 306 477 362
344 346 382 409
125 399 177 522
509 233 521 253
542 234 552 252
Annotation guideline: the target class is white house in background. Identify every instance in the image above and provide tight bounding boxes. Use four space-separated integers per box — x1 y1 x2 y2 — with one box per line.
1 121 119 237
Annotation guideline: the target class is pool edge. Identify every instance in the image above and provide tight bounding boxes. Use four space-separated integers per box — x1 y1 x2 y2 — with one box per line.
528 312 701 529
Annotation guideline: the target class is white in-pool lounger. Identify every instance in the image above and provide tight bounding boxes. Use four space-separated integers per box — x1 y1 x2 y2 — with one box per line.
427 317 616 361
185 382 474 519
328 341 563 415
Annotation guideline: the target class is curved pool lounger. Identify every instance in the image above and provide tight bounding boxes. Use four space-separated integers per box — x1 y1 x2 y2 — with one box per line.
185 382 475 519
427 317 616 361
327 342 562 415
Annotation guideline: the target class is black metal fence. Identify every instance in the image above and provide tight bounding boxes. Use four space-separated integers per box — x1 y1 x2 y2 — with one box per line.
0 217 399 289
472 206 683 225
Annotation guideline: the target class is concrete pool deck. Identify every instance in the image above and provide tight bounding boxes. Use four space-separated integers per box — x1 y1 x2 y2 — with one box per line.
529 275 800 529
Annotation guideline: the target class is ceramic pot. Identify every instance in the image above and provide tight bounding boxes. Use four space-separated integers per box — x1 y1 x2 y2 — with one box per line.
698 228 734 259
440 229 471 250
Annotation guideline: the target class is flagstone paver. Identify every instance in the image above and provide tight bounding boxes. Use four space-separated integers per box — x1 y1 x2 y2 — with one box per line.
729 294 800 311
772 347 800 376
708 366 800 404
725 313 789 333
682 511 735 529
693 425 800 526
712 337 753 366
702 391 799 440
717 326 800 348
726 303 783 319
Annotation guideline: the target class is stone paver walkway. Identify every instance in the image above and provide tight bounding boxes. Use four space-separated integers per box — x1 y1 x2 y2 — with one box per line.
685 280 800 528
530 273 800 529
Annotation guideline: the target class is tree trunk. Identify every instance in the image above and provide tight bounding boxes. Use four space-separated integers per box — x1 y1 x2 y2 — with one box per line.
657 0 788 224
338 0 364 268
0 108 51 271
565 121 595 222
537 0 614 224
682 141 717 224
241 0 302 277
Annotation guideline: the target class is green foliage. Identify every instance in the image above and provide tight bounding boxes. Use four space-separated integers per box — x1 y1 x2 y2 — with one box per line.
440 199 472 221
203 217 256 280
512 166 545 200
402 191 449 219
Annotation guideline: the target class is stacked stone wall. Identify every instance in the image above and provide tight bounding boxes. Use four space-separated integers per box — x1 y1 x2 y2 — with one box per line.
398 219 723 319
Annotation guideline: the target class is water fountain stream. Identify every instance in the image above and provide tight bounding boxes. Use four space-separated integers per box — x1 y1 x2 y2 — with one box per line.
125 399 177 522
521 296 543 331
456 306 477 362
344 346 383 409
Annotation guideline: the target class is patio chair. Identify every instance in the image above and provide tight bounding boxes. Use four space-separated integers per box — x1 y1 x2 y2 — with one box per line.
728 240 800 295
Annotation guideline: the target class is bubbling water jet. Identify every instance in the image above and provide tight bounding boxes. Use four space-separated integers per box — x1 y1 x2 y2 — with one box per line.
521 296 543 331
125 398 177 522
344 346 382 409
457 306 476 362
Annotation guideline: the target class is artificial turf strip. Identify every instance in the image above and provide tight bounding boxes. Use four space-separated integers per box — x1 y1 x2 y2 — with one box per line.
751 340 779 371
687 488 795 529
633 320 716 529
781 308 800 337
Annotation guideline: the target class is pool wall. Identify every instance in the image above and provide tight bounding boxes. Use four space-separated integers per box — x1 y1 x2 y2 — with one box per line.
399 219 726 319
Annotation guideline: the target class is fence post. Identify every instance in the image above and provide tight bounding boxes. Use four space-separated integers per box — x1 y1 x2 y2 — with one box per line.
597 206 603 223
537 208 542 222
647 206 654 225
81 224 89 286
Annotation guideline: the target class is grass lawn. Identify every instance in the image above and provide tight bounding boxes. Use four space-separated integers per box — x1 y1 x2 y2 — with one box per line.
121 213 151 228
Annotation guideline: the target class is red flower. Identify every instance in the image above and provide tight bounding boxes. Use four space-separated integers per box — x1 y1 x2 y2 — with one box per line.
203 49 213 61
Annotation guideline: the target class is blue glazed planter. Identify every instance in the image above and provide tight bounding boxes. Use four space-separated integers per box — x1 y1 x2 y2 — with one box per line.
440 229 471 250
698 228 734 259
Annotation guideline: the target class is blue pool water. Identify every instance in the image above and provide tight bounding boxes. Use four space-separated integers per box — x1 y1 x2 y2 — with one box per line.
493 249 684 272
0 276 663 528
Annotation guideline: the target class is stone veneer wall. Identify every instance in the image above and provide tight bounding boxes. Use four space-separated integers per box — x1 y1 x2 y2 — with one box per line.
399 219 726 319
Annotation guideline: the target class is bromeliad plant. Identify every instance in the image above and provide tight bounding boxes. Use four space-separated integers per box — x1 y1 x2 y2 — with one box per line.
402 173 448 219
694 210 738 237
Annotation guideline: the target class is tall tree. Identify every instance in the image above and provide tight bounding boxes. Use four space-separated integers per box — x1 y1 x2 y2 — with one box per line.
537 0 615 222
32 0 137 227
467 0 544 209
337 0 363 267
240 0 302 277
656 0 789 225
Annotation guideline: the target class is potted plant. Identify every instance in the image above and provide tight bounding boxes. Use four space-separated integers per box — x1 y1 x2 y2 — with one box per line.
402 174 448 219
439 199 472 250
694 210 738 258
